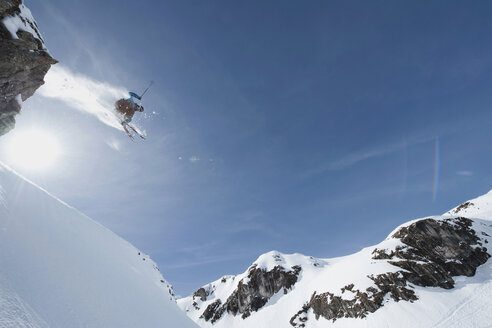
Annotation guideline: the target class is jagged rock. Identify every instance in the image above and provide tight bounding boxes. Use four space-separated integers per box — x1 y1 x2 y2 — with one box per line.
389 217 490 289
0 0 57 136
193 287 209 302
291 271 418 326
201 265 301 322
453 201 474 214
200 299 223 323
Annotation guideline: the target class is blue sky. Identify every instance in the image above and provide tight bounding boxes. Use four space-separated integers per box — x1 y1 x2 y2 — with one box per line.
2 0 492 295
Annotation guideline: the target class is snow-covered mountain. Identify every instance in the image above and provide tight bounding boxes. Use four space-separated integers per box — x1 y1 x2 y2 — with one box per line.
0 163 197 328
178 192 492 328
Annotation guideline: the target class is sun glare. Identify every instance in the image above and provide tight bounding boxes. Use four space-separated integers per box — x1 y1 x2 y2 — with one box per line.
6 129 61 170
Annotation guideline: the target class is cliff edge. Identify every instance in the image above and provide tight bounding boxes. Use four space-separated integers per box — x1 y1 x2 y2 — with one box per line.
0 0 57 136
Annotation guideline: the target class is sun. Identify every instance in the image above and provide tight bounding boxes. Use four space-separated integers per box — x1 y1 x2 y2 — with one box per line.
6 129 61 170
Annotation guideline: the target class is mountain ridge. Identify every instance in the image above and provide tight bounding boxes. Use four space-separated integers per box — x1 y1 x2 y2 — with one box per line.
178 191 492 328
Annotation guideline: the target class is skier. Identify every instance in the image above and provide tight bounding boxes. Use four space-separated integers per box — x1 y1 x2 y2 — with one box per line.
114 92 146 140
114 81 153 140
115 92 144 124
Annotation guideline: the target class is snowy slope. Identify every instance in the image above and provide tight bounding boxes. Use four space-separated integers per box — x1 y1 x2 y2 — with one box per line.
0 163 197 328
178 193 492 328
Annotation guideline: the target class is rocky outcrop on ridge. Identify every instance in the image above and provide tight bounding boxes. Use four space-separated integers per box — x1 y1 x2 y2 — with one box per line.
290 217 490 327
0 0 57 136
201 264 301 323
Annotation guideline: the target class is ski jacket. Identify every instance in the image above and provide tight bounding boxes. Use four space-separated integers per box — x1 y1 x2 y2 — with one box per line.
115 99 142 118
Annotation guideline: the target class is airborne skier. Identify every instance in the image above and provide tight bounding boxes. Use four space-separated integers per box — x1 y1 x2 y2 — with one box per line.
114 81 153 140
115 92 144 124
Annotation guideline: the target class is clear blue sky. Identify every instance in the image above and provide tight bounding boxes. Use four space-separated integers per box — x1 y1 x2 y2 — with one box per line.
4 0 492 295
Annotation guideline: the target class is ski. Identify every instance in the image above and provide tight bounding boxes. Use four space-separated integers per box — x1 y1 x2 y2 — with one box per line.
122 123 135 141
122 122 146 140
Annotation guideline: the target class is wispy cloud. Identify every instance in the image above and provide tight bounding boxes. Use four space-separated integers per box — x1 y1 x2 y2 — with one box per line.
226 210 268 233
158 241 254 271
40 1 121 80
456 170 474 177
159 253 248 271
329 142 406 170
106 138 123 152
37 65 128 130
302 134 435 178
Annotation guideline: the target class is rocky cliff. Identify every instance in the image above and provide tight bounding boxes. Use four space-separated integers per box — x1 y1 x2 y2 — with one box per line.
200 264 301 323
0 0 57 136
178 193 492 328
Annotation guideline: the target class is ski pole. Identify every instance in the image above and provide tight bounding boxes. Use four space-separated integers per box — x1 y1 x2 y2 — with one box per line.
140 81 154 99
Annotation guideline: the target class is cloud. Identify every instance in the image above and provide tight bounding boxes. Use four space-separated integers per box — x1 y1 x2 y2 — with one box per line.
328 142 406 170
159 253 247 270
106 138 122 152
37 65 128 130
302 134 435 178
456 170 473 177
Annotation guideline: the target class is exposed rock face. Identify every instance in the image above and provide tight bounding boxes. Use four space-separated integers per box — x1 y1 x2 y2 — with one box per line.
290 217 490 327
201 265 301 323
201 299 223 323
290 272 418 327
387 217 489 288
452 201 474 214
0 0 57 136
193 287 210 302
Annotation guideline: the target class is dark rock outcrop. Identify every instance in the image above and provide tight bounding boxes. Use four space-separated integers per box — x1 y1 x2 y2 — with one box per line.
200 265 301 323
193 287 210 302
191 287 211 311
290 217 490 327
0 0 57 136
290 271 418 327
452 201 474 214
201 299 223 323
387 217 489 288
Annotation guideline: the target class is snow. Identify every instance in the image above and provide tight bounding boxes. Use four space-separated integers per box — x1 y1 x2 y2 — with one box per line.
0 275 49 328
0 163 197 328
445 189 492 220
37 65 128 131
14 95 22 106
178 248 400 327
178 192 492 328
252 251 326 271
2 3 46 50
